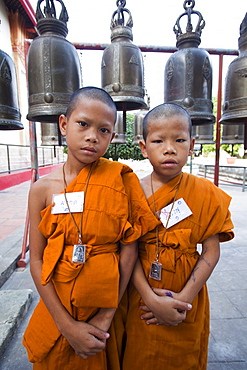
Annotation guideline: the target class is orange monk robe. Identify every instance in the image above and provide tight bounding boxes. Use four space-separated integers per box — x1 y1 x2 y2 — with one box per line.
123 172 234 370
22 158 159 369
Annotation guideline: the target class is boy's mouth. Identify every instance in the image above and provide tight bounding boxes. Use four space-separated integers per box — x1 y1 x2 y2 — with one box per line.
162 159 177 167
81 146 97 154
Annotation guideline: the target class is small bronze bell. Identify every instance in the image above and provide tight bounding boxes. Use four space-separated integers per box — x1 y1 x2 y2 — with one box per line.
192 124 214 144
111 112 126 144
164 0 215 125
0 49 23 130
101 0 147 111
41 122 66 146
133 111 147 144
221 124 244 144
27 0 82 123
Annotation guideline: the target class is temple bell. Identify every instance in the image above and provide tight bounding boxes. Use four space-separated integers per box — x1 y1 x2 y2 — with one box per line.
111 112 126 144
192 124 214 144
101 0 147 114
27 0 82 124
164 0 215 126
220 13 247 149
41 122 66 146
0 49 23 130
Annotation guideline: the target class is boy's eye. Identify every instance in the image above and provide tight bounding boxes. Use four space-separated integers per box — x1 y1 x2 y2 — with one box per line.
152 140 162 143
176 138 186 142
78 121 87 127
100 127 110 133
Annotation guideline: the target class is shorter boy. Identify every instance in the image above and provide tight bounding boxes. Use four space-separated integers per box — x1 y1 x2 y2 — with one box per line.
23 87 158 369
123 103 234 369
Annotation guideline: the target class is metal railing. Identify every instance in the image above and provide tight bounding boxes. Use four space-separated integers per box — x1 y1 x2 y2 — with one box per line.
0 143 67 174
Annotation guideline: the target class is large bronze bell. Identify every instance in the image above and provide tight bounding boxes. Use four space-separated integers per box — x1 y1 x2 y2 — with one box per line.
41 122 66 146
101 0 147 111
27 0 82 123
220 13 247 150
220 14 247 125
221 124 244 144
0 49 23 130
192 124 214 144
164 0 215 125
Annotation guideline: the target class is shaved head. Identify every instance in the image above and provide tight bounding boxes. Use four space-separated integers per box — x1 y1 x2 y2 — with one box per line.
65 86 117 122
143 103 192 141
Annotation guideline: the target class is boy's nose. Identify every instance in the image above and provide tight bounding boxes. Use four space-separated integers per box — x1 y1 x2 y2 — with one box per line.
85 129 98 143
163 143 176 154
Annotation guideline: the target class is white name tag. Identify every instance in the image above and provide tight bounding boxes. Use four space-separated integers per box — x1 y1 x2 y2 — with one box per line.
158 198 192 229
51 192 84 214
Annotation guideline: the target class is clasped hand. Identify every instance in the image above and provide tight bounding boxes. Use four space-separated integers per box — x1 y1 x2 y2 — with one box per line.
140 288 192 326
62 319 110 360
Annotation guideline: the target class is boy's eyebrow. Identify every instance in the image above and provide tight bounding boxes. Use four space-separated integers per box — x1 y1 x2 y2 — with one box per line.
74 115 114 127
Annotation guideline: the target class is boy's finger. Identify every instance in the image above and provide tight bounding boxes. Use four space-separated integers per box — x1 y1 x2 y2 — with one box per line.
140 312 155 320
175 300 192 311
139 305 150 312
91 328 110 341
146 318 159 325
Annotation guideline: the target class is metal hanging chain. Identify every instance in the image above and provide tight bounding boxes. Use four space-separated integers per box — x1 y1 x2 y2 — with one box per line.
111 0 133 29
150 173 183 262
184 0 195 10
62 162 95 244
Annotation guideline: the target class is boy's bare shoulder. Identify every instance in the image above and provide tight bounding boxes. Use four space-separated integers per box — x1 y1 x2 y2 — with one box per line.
140 174 151 198
29 167 64 206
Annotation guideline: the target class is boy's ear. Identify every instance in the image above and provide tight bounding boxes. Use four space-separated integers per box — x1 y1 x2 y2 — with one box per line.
189 138 195 156
139 140 148 158
59 114 67 137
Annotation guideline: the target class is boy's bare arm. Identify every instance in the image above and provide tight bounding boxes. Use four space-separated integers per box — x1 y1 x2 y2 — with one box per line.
175 233 220 304
141 234 220 325
131 259 192 326
89 242 138 331
29 182 109 359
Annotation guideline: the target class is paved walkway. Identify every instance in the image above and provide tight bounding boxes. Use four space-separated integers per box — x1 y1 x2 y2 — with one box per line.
0 160 247 369
0 181 29 244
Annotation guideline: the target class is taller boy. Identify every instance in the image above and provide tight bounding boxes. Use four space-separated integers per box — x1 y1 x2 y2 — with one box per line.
23 87 158 369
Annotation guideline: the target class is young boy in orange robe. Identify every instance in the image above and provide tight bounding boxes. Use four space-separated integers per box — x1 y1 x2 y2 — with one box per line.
122 103 234 369
22 87 159 369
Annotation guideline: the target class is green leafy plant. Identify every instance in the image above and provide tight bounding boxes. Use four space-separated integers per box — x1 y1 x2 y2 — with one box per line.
221 144 242 158
104 113 144 161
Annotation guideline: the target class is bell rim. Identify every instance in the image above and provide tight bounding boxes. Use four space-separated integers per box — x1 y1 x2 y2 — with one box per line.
112 97 148 111
0 119 24 130
220 112 247 124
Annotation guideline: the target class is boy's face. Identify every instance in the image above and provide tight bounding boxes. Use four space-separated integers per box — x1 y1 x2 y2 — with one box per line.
59 98 115 166
140 115 195 182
